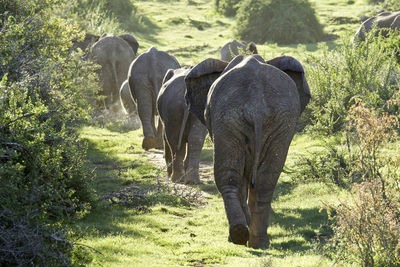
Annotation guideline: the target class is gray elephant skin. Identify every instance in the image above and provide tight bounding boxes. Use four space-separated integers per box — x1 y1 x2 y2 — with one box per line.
120 80 137 116
128 47 181 150
90 34 137 108
184 55 311 248
220 40 258 62
355 11 400 41
157 67 207 185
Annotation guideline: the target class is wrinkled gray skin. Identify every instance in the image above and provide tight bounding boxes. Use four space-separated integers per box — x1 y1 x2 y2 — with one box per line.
185 55 311 249
157 67 207 184
355 11 400 41
220 40 258 62
128 47 181 150
120 80 137 116
89 34 136 109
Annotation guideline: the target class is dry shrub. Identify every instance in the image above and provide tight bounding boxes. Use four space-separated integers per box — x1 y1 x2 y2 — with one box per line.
326 99 400 266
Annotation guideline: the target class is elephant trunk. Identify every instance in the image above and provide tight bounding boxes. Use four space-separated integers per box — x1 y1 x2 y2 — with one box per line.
220 185 249 245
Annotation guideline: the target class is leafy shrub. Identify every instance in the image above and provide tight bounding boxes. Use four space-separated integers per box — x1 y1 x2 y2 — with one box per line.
61 0 156 34
1 0 97 264
289 143 355 187
235 0 323 44
324 100 400 266
214 0 241 16
307 32 400 134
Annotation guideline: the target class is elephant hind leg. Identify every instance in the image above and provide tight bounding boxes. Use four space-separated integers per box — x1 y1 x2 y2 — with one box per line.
213 131 248 244
247 128 295 249
163 133 172 177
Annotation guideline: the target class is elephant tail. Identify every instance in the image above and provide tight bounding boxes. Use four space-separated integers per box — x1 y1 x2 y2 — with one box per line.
177 107 189 151
251 118 262 189
111 60 120 103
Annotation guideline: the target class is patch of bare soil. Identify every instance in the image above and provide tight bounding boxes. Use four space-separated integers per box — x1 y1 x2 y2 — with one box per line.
144 148 215 201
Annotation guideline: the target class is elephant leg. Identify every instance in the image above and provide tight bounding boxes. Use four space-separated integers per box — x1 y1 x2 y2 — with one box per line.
163 133 172 177
155 116 164 150
214 129 248 245
137 90 157 150
171 142 186 183
247 130 295 249
183 119 207 185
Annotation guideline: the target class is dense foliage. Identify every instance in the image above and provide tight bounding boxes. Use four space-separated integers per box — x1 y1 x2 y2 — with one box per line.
307 32 400 135
0 0 98 265
235 0 324 44
214 0 241 16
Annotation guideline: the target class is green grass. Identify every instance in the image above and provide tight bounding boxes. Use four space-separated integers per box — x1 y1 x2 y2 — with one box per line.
76 126 350 266
73 0 382 265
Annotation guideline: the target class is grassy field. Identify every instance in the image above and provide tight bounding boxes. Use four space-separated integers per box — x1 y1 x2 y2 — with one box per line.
75 0 380 266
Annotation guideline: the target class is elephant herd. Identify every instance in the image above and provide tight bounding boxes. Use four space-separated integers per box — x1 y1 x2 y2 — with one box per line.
72 10 398 248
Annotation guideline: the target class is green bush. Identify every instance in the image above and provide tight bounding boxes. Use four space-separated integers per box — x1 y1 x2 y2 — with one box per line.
61 0 156 34
235 0 324 44
307 32 400 135
289 143 355 187
1 0 97 264
214 0 241 16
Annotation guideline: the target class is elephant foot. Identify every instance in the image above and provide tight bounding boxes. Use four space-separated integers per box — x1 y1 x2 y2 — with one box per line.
155 139 164 150
171 170 185 183
229 224 249 245
248 234 270 249
184 173 201 185
142 136 158 150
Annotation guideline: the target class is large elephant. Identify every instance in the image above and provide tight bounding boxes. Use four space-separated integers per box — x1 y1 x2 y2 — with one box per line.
119 80 137 116
157 67 207 184
220 40 258 62
355 11 400 41
89 34 136 109
184 55 311 248
128 47 181 150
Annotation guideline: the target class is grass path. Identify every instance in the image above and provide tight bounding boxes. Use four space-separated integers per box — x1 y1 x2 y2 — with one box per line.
75 125 349 266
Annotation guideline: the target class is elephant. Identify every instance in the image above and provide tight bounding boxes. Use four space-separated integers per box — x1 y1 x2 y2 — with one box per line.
89 34 136 109
119 80 137 116
355 11 400 41
128 47 181 150
184 55 311 248
72 32 100 52
157 67 207 184
220 40 258 62
118 33 139 55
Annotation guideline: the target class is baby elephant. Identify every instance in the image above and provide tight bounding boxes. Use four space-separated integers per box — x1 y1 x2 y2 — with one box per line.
157 67 207 184
220 40 258 62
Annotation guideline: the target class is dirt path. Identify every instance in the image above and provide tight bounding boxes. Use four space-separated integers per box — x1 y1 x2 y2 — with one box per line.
144 148 214 183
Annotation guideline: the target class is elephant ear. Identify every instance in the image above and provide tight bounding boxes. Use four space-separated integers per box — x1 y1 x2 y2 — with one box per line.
391 15 400 30
118 34 139 54
162 69 176 86
184 58 228 125
267 56 311 113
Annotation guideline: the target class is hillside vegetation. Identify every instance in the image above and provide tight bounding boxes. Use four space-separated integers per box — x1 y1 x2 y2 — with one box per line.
1 0 400 266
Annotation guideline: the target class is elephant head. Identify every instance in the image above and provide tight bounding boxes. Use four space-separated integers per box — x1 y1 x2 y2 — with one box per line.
184 55 311 248
118 34 139 55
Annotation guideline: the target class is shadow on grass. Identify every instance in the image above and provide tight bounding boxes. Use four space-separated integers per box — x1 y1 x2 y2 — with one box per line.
269 207 330 252
273 180 296 200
